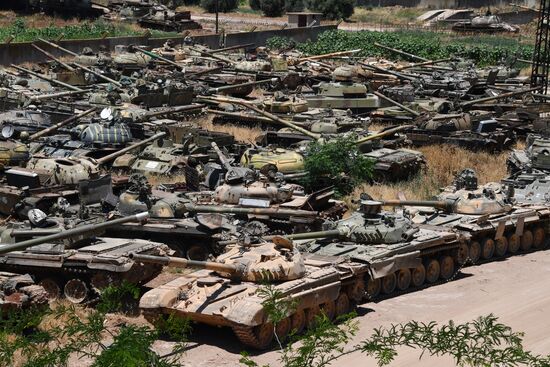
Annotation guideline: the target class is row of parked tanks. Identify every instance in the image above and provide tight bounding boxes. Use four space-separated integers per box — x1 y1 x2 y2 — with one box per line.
0 34 549 349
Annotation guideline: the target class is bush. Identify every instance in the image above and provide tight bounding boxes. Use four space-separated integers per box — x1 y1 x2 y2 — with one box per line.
304 136 373 196
285 0 304 12
249 0 261 10
306 0 354 20
259 0 285 17
200 0 238 13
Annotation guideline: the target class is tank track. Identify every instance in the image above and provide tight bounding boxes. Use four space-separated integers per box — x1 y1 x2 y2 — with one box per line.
232 325 263 349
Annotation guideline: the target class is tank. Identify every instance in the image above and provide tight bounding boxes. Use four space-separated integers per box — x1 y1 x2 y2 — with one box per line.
295 199 461 300
0 109 53 139
262 93 309 114
383 169 550 265
135 240 370 349
0 212 172 303
452 15 519 33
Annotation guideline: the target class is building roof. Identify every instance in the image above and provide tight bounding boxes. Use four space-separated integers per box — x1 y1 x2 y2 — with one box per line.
286 12 323 16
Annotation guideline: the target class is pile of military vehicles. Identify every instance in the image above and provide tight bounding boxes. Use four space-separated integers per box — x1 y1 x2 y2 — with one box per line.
0 28 550 351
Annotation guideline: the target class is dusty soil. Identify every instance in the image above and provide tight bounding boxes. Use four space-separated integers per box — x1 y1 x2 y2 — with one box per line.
174 249 550 366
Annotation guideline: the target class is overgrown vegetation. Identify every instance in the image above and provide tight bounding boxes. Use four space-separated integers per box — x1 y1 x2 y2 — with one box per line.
305 0 355 20
294 29 534 66
241 286 550 367
304 136 374 196
200 0 239 13
0 283 190 367
0 18 174 43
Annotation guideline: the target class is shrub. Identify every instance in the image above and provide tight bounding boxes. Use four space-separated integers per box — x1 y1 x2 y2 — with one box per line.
200 0 239 13
259 0 285 17
306 0 354 20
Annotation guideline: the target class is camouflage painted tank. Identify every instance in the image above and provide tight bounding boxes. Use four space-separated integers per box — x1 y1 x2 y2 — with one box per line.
383 169 550 265
0 212 171 303
135 239 369 349
295 199 460 299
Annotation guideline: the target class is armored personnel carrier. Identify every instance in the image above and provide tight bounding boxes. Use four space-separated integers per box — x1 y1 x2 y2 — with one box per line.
0 212 171 303
294 199 460 299
135 240 370 349
383 169 550 264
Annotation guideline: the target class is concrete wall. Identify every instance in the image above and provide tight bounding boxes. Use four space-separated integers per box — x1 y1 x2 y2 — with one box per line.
0 25 336 66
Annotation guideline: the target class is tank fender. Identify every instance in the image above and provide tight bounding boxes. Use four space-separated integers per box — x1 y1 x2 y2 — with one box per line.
139 277 193 309
224 298 265 326
369 252 421 279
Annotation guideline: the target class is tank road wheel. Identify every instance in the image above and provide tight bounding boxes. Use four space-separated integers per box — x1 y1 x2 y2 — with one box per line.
291 309 306 334
507 233 520 254
521 230 534 252
91 273 119 293
320 300 336 321
275 317 292 342
456 242 469 265
468 241 481 264
233 323 274 350
481 238 495 261
495 237 508 258
366 278 381 299
64 279 89 304
411 264 426 287
186 245 209 261
533 227 546 250
396 269 411 291
439 256 455 281
305 305 321 329
425 259 440 284
38 278 61 300
335 293 351 317
381 273 397 295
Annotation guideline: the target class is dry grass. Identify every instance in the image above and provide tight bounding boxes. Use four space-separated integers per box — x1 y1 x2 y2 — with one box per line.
348 144 511 205
0 11 82 28
197 113 263 144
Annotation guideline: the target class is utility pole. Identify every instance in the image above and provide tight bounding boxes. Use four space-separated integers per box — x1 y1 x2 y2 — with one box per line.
531 0 550 93
215 0 219 34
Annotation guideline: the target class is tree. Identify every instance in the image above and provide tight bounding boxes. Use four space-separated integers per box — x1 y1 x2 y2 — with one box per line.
306 0 354 20
259 0 285 17
200 0 239 13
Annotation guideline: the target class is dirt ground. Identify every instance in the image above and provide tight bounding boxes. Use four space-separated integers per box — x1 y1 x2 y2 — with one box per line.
168 249 550 366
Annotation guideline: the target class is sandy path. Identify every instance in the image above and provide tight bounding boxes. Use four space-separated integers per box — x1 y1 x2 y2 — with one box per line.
180 249 550 366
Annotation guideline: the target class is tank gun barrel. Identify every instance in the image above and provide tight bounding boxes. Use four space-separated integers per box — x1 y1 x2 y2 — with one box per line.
360 62 417 82
27 90 88 102
266 229 343 241
184 203 318 217
207 78 276 94
95 132 167 165
210 43 254 54
460 87 540 108
38 38 79 57
395 58 455 71
355 125 414 145
132 46 185 72
207 109 273 124
295 49 362 64
10 64 83 92
373 42 429 62
189 47 234 64
28 107 97 141
0 212 149 254
382 199 455 212
198 95 321 140
186 66 224 78
32 43 75 71
73 62 123 88
129 253 239 274
138 104 205 121
210 141 233 171
372 91 420 117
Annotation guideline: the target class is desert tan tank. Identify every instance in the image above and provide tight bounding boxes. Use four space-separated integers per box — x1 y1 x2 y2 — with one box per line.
135 239 369 349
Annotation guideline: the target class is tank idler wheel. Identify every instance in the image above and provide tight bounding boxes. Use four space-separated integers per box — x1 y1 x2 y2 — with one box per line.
305 305 321 329
233 323 274 350
396 269 411 291
366 278 381 300
520 230 534 252
468 241 481 264
495 237 508 258
456 242 469 265
439 255 455 281
320 300 336 321
533 227 546 249
64 279 89 304
38 278 62 300
335 293 350 317
507 233 520 254
411 264 426 287
425 259 440 284
381 273 396 295
186 245 209 261
481 238 495 261
291 309 306 334
275 317 292 342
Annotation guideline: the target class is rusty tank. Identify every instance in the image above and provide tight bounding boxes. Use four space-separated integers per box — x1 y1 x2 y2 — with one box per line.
0 212 172 303
135 239 370 349
383 169 550 265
